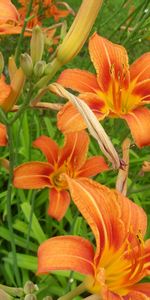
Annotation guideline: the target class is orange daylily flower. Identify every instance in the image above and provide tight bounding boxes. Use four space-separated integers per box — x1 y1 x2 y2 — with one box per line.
38 177 150 299
0 123 7 146
57 33 150 148
0 0 73 35
13 131 108 221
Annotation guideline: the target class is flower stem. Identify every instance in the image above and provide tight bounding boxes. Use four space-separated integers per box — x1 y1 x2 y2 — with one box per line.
6 124 21 286
58 282 86 300
15 0 34 65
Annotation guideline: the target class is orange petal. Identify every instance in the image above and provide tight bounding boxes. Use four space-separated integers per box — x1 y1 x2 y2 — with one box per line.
0 75 11 106
57 92 106 133
131 79 150 103
0 0 19 23
130 53 150 83
130 283 150 297
102 290 123 300
89 33 130 92
125 290 150 299
33 135 58 165
0 123 7 146
13 162 52 189
122 107 150 148
57 101 87 133
37 235 94 275
78 156 109 177
0 24 22 35
58 130 89 169
65 177 125 261
66 177 147 261
113 189 147 243
48 189 70 221
57 69 99 93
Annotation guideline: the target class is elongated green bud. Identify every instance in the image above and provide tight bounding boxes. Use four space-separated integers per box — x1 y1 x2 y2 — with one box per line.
30 26 44 65
44 62 53 75
34 61 46 77
0 52 4 75
20 53 33 77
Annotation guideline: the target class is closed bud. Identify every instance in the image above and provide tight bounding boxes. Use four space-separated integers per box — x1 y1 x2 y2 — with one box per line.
30 26 44 65
20 53 33 77
0 52 4 75
56 0 103 65
33 61 46 77
24 294 37 300
24 281 36 295
43 297 53 300
44 62 53 75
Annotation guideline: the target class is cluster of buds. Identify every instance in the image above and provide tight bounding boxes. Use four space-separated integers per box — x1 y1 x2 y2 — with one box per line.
20 26 46 79
0 281 52 300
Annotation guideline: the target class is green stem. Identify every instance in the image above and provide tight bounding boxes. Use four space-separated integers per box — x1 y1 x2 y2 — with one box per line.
6 124 21 286
15 0 34 65
58 282 86 300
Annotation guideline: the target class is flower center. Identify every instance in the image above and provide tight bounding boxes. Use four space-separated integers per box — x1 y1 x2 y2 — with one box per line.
50 161 75 190
86 232 145 297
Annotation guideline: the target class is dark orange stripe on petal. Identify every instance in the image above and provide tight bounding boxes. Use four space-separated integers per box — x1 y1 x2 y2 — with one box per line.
122 107 150 148
57 69 99 93
38 236 94 275
48 189 70 221
33 135 59 165
13 162 52 189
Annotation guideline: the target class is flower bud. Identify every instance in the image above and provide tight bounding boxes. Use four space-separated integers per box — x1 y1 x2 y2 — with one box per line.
43 297 53 300
20 53 33 77
24 281 36 295
24 294 37 300
44 62 53 75
0 52 4 75
34 61 46 77
56 0 103 65
30 26 44 65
